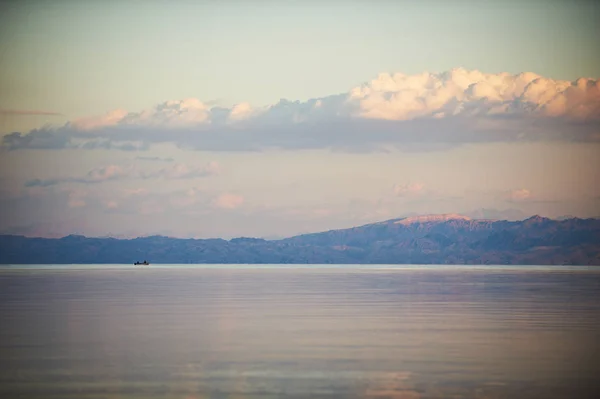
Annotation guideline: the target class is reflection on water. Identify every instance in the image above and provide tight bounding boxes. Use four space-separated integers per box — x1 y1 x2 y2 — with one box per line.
0 265 599 398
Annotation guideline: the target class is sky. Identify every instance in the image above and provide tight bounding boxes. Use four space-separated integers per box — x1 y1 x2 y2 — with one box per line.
0 0 599 239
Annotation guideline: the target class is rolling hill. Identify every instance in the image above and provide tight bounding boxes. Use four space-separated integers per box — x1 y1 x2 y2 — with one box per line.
1 214 599 265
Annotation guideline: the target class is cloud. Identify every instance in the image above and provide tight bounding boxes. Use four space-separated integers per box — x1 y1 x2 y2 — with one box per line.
79 140 149 151
67 189 87 208
3 68 599 152
104 200 119 209
393 182 425 197
0 109 63 116
23 178 61 188
24 162 219 187
169 186 205 208
212 193 244 209
86 165 129 182
508 188 533 202
69 99 211 130
349 69 599 121
135 156 174 162
2 129 70 150
227 102 258 122
141 161 220 179
25 165 129 187
123 188 148 197
503 188 558 205
70 109 129 130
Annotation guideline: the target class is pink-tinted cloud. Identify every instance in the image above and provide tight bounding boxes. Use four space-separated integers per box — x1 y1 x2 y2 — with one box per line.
509 188 533 202
212 193 244 209
169 186 205 208
66 189 87 208
228 102 257 122
71 109 129 130
105 200 119 209
70 98 211 130
393 182 425 197
123 188 148 197
502 188 557 205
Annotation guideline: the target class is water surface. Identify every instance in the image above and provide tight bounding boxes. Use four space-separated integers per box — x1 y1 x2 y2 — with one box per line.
1 265 599 398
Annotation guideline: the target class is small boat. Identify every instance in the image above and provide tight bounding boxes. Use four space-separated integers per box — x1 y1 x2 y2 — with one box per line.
134 260 150 266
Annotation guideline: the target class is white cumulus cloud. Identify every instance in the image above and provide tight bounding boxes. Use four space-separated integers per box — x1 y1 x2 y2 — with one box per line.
349 68 600 121
3 68 599 152
58 68 600 130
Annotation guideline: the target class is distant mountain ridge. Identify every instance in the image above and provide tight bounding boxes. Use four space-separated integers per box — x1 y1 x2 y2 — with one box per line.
392 213 473 225
1 214 599 265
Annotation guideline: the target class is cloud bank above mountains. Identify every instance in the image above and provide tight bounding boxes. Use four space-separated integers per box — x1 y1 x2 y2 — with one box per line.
24 162 220 187
3 68 599 152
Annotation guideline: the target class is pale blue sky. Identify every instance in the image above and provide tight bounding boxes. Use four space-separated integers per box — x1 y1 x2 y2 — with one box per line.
0 0 599 238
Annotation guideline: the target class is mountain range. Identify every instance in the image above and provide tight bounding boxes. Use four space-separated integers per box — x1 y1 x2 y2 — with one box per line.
1 214 599 265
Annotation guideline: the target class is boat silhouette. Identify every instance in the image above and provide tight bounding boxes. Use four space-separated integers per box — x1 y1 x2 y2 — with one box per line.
134 260 150 265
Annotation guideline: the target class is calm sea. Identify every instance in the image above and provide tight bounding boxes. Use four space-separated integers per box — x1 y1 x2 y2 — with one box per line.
0 265 599 399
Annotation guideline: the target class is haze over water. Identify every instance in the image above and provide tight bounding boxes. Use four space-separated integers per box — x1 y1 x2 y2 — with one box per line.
1 265 599 398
